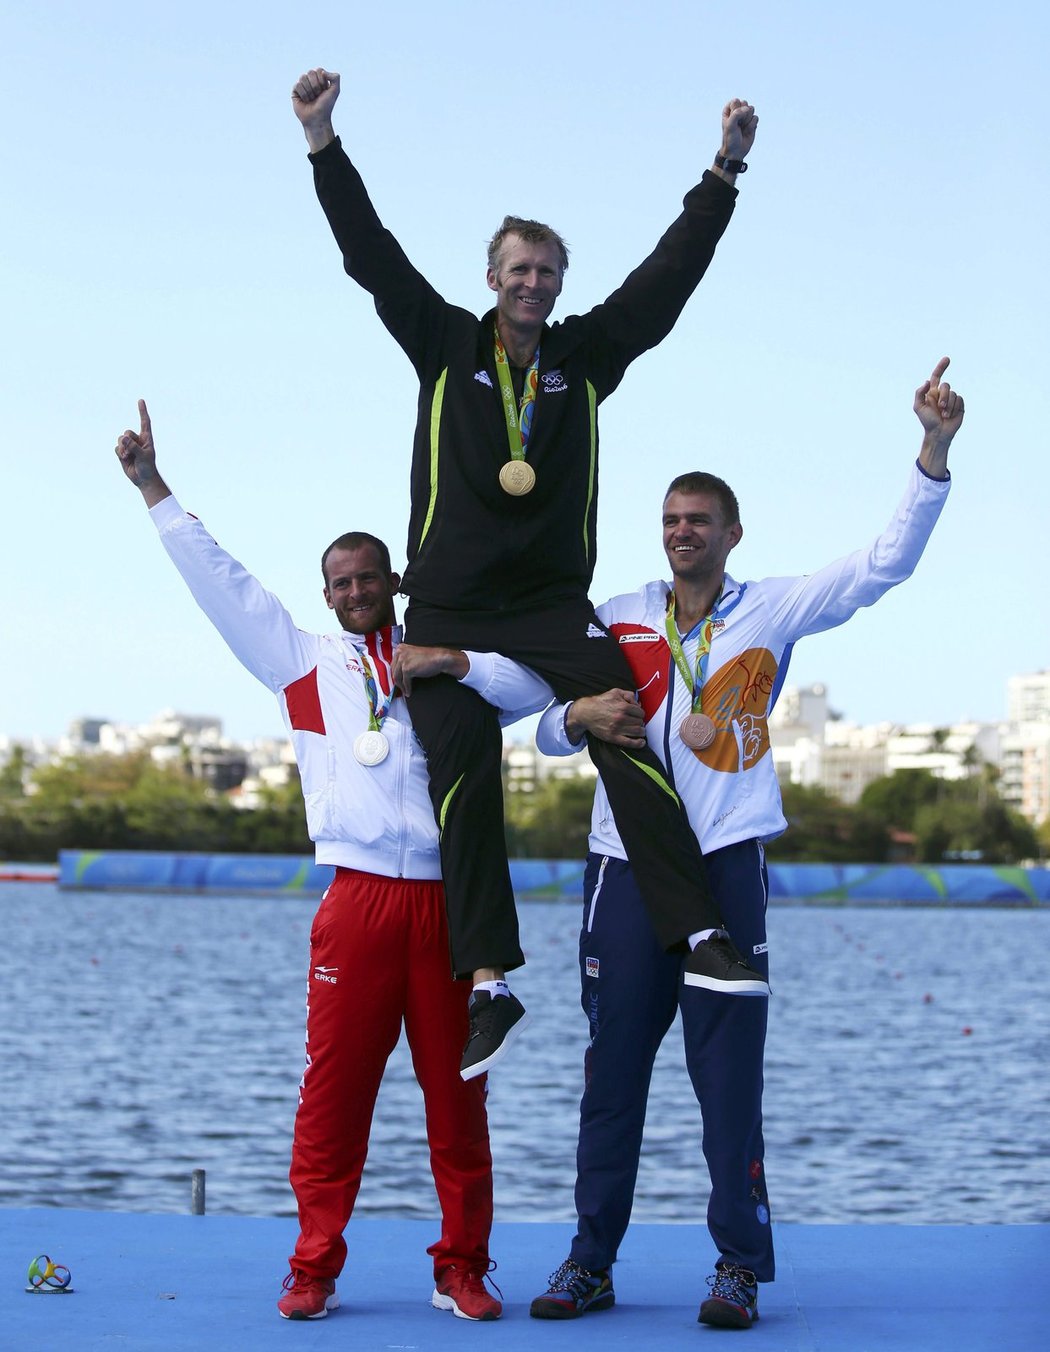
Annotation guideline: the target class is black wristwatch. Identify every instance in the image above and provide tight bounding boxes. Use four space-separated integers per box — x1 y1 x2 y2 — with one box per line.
714 153 748 174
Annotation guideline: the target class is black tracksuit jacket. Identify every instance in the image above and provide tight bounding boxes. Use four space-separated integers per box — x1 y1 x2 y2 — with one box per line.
310 138 737 614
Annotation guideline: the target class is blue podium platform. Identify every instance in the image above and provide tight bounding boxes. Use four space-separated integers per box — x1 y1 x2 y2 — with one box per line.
2 1209 1046 1351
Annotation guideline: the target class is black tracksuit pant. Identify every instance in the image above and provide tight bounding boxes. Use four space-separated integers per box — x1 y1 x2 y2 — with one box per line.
404 597 722 978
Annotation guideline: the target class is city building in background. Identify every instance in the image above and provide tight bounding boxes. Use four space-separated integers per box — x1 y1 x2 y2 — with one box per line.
2 671 1048 830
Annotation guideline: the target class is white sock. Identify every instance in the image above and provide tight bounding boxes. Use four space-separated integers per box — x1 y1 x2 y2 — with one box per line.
473 979 510 999
688 928 723 949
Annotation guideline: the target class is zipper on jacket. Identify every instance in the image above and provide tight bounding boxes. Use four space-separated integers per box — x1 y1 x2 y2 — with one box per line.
395 717 410 877
661 646 678 788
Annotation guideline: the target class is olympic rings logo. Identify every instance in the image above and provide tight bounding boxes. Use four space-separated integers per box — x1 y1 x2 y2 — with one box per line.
26 1254 72 1291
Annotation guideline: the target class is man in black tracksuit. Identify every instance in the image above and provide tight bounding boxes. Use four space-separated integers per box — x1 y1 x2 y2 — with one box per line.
292 68 766 1077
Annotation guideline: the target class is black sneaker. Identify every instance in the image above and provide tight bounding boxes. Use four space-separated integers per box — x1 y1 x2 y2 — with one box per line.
698 1262 759 1328
460 991 529 1080
530 1258 614 1319
683 934 769 996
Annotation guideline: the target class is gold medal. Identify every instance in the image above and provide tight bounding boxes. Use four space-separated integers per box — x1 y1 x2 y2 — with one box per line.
353 730 390 767
679 713 716 750
498 460 536 496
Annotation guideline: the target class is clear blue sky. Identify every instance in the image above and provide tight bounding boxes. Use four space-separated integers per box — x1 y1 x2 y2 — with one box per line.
3 0 1048 744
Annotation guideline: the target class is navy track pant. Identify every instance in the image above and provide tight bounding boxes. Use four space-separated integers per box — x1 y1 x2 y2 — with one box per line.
569 842 775 1283
404 596 721 977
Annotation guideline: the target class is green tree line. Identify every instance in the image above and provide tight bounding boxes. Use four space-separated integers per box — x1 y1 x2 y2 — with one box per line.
0 750 311 861
0 747 1042 864
503 764 1042 865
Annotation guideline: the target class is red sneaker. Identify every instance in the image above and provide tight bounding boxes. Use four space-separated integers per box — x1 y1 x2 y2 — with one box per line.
432 1265 502 1321
278 1269 339 1320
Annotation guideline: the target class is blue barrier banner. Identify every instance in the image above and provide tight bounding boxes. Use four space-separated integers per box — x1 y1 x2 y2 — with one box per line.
57 851 1049 905
59 850 335 896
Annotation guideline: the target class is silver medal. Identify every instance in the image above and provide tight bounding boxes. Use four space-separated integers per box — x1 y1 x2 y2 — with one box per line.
353 730 390 767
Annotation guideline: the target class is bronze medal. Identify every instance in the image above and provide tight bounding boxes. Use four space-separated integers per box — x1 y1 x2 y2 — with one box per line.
498 460 536 496
679 713 716 750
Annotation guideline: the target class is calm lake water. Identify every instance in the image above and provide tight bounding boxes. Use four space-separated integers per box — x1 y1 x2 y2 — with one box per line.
1 883 1047 1226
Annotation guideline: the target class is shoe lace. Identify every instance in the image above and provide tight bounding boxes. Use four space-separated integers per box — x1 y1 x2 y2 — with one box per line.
466 997 496 1041
708 934 742 971
473 1258 504 1301
282 1269 324 1294
546 1257 599 1298
445 1259 504 1301
707 1264 756 1303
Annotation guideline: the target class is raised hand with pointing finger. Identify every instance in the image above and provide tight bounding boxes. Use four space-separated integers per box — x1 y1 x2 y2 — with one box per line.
115 399 172 508
915 357 965 479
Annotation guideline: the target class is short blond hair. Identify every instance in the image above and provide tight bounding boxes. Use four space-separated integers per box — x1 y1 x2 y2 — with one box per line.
487 215 570 277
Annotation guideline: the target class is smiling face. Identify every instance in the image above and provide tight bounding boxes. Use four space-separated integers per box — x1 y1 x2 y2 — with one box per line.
662 490 743 585
323 544 399 635
486 233 564 340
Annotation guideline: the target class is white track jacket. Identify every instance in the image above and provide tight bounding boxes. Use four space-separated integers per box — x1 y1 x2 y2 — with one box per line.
537 462 950 856
152 497 552 879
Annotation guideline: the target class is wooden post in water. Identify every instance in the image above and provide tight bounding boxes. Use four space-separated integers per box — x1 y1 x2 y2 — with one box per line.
191 1168 206 1215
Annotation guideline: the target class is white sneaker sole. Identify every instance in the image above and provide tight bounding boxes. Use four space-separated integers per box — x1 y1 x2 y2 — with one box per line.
683 972 769 996
279 1292 339 1320
432 1289 501 1320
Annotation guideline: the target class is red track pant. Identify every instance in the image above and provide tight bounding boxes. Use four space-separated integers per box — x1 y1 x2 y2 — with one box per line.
288 868 493 1278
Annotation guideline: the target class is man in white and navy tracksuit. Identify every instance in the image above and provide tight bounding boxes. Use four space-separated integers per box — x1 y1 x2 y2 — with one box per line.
529 361 965 1328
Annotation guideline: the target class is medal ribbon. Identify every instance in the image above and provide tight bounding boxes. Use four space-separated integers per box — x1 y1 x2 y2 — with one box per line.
493 326 540 461
357 627 398 733
664 592 722 715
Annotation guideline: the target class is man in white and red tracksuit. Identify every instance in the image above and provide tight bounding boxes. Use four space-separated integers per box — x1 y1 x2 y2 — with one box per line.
292 67 767 1080
115 402 551 1324
528 361 964 1328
